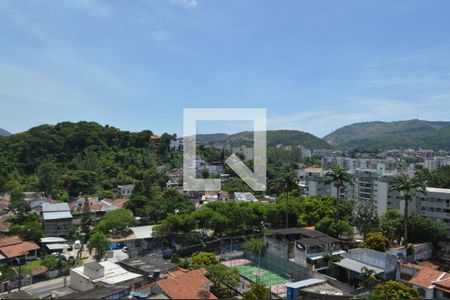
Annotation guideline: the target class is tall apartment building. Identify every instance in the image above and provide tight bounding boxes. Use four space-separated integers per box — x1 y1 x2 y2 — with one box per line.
305 167 402 217
321 157 400 173
403 187 450 242
423 156 450 172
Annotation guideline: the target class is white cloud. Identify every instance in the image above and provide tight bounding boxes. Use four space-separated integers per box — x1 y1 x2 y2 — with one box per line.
166 0 198 8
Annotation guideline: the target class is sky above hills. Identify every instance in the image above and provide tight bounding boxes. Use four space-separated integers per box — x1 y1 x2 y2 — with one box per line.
1 0 450 137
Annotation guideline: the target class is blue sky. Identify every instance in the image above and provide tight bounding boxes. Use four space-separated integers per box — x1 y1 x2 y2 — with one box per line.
1 0 450 137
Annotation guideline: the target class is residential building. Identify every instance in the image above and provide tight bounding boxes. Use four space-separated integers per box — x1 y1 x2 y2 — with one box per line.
41 203 73 237
298 145 312 159
70 261 142 292
155 268 217 299
108 225 162 256
312 149 334 157
0 236 39 263
118 184 134 198
234 192 257 202
118 253 178 280
286 278 351 300
169 139 183 150
232 145 254 162
398 261 450 299
305 168 402 217
423 156 450 172
405 187 450 242
265 228 344 271
333 248 397 286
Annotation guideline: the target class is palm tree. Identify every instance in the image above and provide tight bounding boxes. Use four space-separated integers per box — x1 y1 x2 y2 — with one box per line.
325 166 352 220
389 174 426 246
359 266 378 288
276 171 298 228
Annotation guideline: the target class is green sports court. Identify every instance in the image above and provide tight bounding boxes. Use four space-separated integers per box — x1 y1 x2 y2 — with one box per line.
222 258 289 295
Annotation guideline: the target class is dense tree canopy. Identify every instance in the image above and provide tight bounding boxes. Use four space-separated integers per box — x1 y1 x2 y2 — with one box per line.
96 209 135 236
364 232 390 252
0 122 178 197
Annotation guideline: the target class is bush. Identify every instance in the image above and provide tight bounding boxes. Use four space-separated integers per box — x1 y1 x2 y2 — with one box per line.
364 232 390 252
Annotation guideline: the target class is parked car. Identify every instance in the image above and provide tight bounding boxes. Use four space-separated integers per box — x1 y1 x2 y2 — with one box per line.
122 246 128 253
74 240 81 249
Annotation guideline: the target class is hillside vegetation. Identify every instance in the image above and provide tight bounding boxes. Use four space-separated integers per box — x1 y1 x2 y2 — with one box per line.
324 119 450 151
0 121 178 197
196 130 332 149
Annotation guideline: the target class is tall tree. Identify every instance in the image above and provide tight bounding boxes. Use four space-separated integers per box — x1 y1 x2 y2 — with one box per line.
275 171 297 229
325 166 352 221
389 174 426 245
87 231 109 261
353 200 378 239
37 159 59 197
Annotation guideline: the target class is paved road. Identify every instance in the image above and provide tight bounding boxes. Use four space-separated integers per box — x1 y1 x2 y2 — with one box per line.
23 276 69 298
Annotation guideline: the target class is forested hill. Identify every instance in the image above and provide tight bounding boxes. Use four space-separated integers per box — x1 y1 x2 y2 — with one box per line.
324 119 450 151
196 130 333 149
0 121 178 196
0 128 11 137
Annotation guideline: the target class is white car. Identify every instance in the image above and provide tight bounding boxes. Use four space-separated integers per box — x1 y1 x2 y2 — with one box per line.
73 240 81 249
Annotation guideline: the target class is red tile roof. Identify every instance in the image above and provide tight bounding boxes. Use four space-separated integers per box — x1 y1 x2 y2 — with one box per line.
0 241 40 258
157 268 217 299
31 266 48 276
304 167 322 172
111 198 127 209
403 262 450 289
0 236 22 247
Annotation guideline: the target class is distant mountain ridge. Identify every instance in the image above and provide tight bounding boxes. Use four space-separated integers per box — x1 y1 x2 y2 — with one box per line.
196 130 333 149
0 128 11 137
324 119 450 151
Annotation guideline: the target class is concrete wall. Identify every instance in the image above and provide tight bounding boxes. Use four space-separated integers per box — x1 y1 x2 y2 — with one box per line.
70 270 95 291
265 237 289 260
345 248 397 275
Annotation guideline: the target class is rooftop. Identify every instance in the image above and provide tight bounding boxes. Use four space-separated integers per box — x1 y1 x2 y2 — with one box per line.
286 278 326 289
425 187 450 194
71 261 142 285
40 237 67 243
60 286 130 299
234 192 257 202
119 253 177 275
402 262 450 289
42 202 70 212
333 258 384 275
43 211 73 220
157 268 217 299
0 236 22 248
0 240 40 258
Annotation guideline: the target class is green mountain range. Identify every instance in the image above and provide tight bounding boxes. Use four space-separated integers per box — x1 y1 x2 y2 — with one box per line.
196 130 333 149
324 119 450 151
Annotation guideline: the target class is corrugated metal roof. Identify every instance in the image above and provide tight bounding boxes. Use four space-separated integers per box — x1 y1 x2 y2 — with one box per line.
40 237 67 243
46 243 70 250
286 278 326 289
130 225 154 239
43 211 73 220
333 258 384 274
42 202 70 212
